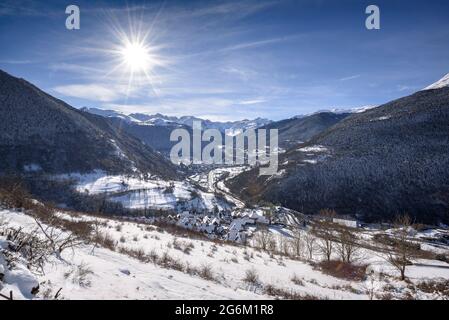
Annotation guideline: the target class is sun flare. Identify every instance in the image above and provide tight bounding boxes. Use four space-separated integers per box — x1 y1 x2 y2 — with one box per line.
120 41 152 73
100 10 169 98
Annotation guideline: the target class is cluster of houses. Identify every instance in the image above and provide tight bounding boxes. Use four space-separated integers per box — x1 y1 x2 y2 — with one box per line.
163 206 310 243
122 205 362 244
165 209 271 243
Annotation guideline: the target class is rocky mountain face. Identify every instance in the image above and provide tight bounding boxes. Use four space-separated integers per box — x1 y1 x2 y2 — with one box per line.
229 86 449 224
0 70 178 178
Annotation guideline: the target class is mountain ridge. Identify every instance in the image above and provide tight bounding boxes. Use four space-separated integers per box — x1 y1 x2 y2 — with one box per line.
0 69 178 178
229 86 449 224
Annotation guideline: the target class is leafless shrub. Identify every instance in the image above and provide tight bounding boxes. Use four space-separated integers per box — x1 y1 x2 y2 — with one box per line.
376 292 393 300
264 284 319 300
118 247 147 262
416 279 449 297
93 231 116 251
0 178 30 209
198 264 214 281
183 242 194 255
159 251 184 271
3 226 49 274
148 248 159 264
290 274 305 286
243 268 259 285
33 218 85 258
67 263 94 288
185 262 196 275
172 238 194 255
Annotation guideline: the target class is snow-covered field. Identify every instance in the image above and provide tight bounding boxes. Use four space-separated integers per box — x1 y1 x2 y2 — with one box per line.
1 207 448 300
60 171 234 212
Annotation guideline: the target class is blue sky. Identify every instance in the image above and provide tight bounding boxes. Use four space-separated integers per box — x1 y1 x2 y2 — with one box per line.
1 0 449 121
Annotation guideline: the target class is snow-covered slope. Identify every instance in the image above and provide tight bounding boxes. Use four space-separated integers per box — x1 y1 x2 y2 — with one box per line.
423 73 449 90
0 209 263 300
2 207 449 300
60 172 234 212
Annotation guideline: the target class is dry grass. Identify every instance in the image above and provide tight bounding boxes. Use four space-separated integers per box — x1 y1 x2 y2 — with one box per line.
416 280 449 297
290 274 305 286
264 284 319 300
315 260 367 281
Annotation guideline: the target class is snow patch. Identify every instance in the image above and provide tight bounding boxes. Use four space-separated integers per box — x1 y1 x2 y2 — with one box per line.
298 145 328 153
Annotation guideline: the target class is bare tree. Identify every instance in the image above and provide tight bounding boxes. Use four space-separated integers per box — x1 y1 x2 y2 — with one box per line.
303 232 317 261
314 222 335 262
336 228 360 263
278 235 290 256
318 208 337 219
253 228 272 251
90 218 102 254
290 228 303 258
34 218 84 259
384 215 420 281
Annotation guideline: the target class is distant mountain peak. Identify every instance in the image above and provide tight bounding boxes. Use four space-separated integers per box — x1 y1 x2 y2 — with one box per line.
423 72 449 90
293 105 377 119
82 108 271 132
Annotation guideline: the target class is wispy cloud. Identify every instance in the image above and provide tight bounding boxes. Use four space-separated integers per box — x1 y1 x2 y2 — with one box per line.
0 59 33 64
339 74 361 81
217 34 303 53
52 83 137 102
397 84 414 92
238 99 266 105
0 0 59 17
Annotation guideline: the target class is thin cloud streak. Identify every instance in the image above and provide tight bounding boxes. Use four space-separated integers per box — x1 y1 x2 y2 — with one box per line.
340 75 361 81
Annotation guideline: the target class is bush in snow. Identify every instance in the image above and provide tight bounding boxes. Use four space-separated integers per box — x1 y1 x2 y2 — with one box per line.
242 268 259 285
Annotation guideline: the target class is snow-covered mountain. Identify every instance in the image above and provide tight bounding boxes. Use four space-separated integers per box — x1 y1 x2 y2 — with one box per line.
82 108 271 133
292 105 377 120
423 72 449 90
230 84 449 224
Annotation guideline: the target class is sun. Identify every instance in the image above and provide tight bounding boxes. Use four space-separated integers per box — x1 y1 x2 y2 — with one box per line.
99 9 170 97
120 41 152 73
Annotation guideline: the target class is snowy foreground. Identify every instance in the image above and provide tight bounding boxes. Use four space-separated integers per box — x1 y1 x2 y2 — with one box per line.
1 206 449 300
